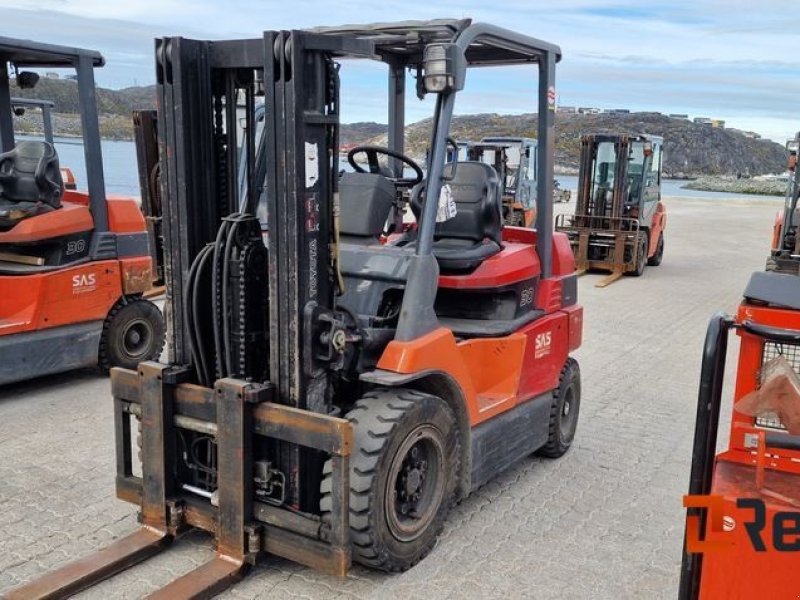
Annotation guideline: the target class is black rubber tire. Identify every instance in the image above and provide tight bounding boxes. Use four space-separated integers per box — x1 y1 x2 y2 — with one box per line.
647 233 664 266
630 232 648 277
321 388 460 572
99 296 165 371
537 358 581 458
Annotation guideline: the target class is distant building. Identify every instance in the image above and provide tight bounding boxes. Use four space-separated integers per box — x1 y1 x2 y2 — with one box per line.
558 106 579 113
635 111 663 116
578 107 600 114
694 117 713 126
604 109 630 114
711 119 725 128
669 113 689 119
743 131 761 139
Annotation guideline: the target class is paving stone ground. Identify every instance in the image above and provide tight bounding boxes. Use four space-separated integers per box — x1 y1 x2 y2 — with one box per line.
0 195 780 598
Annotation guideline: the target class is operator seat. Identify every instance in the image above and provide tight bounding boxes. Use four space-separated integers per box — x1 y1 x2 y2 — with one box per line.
409 161 503 272
0 141 63 231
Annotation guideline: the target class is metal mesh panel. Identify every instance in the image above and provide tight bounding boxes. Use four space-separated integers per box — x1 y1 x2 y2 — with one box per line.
756 341 800 430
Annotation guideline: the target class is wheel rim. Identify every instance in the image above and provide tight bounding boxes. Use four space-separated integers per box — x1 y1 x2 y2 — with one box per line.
117 317 154 360
559 385 579 443
385 424 446 542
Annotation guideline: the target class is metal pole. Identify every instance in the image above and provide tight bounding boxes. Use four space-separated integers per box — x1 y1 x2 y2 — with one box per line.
0 67 14 152
76 54 108 231
387 61 405 178
536 51 556 279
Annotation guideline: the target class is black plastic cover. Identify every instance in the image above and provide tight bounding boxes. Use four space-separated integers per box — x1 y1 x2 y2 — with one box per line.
338 172 395 237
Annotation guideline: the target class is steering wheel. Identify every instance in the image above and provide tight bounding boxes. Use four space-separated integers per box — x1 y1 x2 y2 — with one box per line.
347 145 423 187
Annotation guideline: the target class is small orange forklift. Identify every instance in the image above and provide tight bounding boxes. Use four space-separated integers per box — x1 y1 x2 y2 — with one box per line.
679 156 800 597
0 37 164 385
556 133 666 287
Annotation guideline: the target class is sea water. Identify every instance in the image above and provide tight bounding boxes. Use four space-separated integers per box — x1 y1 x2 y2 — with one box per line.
35 137 787 202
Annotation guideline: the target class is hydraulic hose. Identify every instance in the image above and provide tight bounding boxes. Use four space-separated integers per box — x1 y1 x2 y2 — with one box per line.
192 245 215 386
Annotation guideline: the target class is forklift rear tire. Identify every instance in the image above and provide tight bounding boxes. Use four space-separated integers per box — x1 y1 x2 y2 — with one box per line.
537 358 581 458
321 388 460 572
647 233 664 266
99 296 165 371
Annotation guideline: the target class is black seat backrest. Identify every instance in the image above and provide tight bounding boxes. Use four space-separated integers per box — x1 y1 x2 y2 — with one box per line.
411 161 502 244
0 141 63 208
338 172 396 238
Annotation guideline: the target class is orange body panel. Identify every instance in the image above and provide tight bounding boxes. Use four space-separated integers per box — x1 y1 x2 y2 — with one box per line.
0 201 93 243
120 256 154 295
61 189 90 206
438 242 539 289
648 201 667 257
377 308 575 426
107 197 147 233
0 261 122 335
698 459 800 599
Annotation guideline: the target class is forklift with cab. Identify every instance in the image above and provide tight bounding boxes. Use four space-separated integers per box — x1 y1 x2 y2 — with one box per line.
555 133 666 287
0 38 164 385
10 19 583 598
470 136 538 227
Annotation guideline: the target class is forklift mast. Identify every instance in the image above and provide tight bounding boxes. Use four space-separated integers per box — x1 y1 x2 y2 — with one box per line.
575 133 661 224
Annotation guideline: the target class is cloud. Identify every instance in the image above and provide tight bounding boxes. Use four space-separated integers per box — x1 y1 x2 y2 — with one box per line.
2 2 798 140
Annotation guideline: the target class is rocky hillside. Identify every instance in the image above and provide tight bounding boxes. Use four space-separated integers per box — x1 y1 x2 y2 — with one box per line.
10 77 788 176
348 112 789 178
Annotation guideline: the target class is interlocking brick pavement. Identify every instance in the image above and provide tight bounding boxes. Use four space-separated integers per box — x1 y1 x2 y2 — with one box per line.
0 196 778 598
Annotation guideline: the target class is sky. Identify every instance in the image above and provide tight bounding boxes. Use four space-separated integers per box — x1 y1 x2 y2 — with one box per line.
3 1 799 142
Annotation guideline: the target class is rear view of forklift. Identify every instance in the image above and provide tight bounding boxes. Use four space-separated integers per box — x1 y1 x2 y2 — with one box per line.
11 19 582 598
469 137 538 227
556 133 666 287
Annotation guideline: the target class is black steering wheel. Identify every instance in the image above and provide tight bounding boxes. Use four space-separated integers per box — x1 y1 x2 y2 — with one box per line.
347 145 423 187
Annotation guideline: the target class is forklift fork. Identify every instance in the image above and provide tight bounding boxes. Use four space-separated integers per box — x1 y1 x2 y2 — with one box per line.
7 362 353 599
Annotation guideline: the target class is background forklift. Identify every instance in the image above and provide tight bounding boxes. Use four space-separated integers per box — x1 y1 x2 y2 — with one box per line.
768 132 799 273
555 133 666 287
0 38 164 385
10 19 583 599
469 137 538 227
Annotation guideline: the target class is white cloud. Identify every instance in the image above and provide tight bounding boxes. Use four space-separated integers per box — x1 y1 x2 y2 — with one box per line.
2 2 798 140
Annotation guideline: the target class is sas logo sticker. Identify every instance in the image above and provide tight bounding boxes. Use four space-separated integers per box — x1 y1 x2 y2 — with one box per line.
72 273 97 294
534 331 552 358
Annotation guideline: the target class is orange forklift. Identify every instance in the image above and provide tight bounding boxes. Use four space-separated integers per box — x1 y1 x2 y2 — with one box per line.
9 19 583 598
0 37 164 385
556 133 666 287
679 153 800 598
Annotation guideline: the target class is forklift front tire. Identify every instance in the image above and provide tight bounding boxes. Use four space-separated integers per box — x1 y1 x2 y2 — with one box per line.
648 233 664 266
321 388 460 572
537 358 581 458
99 296 165 371
631 233 648 277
